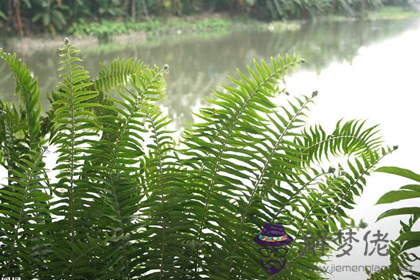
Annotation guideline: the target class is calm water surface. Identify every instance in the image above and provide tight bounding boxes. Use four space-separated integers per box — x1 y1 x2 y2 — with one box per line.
0 19 418 126
1 18 420 279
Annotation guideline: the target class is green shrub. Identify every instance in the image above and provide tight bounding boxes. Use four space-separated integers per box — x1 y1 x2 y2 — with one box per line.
68 17 232 38
0 39 394 279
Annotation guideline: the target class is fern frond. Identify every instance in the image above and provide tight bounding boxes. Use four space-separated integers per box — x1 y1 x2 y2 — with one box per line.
296 119 382 166
0 48 42 144
236 167 331 279
181 54 305 276
225 94 316 277
326 148 393 224
82 65 170 279
275 148 393 278
0 51 43 216
56 234 107 279
94 57 145 93
137 100 184 279
366 214 420 279
0 145 49 278
0 101 23 181
367 166 420 279
48 38 99 275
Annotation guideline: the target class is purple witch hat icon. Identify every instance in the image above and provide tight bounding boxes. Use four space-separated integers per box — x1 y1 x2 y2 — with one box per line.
253 222 294 247
254 222 293 275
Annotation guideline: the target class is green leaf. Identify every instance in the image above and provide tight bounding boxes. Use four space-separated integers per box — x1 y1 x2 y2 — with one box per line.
377 207 420 221
376 190 420 204
376 166 420 183
397 231 420 242
0 10 7 20
43 13 51 26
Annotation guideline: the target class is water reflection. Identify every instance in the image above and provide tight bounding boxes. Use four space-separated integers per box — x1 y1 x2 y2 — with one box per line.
0 19 418 128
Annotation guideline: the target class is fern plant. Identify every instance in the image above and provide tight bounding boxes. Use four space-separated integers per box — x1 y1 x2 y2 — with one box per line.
0 39 395 279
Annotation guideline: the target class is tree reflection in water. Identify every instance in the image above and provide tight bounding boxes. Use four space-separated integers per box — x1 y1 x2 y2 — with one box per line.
0 18 418 128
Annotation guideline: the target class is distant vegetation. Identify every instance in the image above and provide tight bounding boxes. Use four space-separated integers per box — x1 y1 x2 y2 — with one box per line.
0 0 418 37
68 17 232 38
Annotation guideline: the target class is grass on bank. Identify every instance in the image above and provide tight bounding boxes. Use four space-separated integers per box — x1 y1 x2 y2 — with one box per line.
3 5 417 43
318 6 420 21
68 17 233 38
367 6 420 20
69 6 417 38
259 6 420 32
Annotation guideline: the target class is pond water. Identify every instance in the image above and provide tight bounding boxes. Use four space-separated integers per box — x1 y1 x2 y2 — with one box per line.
0 19 418 127
1 18 420 279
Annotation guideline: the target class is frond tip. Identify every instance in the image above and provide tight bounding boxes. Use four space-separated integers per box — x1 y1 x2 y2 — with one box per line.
0 48 42 144
95 57 145 92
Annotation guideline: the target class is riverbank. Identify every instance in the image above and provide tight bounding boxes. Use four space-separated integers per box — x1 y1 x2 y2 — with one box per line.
68 12 233 38
1 6 418 55
258 6 420 32
0 12 237 54
65 6 420 37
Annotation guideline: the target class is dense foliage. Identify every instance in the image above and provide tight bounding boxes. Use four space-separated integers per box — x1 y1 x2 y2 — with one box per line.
68 17 231 38
0 0 414 36
0 38 408 279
